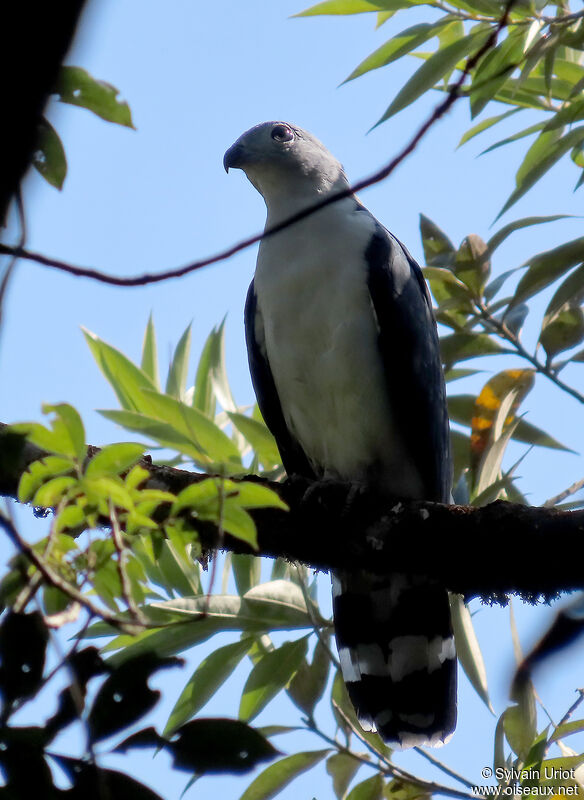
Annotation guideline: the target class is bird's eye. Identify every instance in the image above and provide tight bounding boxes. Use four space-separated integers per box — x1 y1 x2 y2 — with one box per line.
271 124 294 143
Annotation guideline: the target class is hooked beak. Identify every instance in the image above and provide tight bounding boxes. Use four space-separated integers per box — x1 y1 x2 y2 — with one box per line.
223 142 246 173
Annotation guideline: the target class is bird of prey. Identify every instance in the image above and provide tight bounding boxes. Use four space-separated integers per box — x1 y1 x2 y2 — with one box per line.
224 122 455 748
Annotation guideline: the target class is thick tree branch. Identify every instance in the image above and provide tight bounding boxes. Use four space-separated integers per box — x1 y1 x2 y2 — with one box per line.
1 1 87 226
1 423 583 605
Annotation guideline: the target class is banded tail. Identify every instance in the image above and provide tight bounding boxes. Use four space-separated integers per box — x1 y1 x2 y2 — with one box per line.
332 570 457 748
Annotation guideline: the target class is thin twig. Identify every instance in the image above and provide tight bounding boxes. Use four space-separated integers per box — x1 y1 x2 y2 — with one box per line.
316 706 475 799
0 511 150 634
0 4 515 290
414 746 476 790
109 501 148 625
0 191 26 331
475 301 584 405
544 477 584 508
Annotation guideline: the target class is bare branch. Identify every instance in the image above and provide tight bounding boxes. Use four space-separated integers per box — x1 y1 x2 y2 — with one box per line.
0 3 515 289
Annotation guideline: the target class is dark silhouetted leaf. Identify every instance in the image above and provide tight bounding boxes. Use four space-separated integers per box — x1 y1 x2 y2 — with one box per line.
0 611 48 706
169 718 279 774
287 634 332 716
89 652 182 742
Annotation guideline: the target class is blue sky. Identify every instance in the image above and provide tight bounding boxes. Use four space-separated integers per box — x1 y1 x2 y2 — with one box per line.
1 1 583 797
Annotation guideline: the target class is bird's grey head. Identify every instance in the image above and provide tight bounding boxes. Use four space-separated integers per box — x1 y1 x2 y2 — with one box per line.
223 122 350 212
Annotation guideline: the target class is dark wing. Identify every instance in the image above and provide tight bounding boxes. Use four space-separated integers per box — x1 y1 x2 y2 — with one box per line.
244 280 316 479
364 220 452 503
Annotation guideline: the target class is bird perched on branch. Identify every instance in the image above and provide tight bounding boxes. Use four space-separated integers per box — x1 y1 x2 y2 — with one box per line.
224 121 455 748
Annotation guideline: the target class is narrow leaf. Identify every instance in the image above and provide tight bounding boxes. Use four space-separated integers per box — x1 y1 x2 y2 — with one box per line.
239 637 309 721
450 594 492 712
239 749 330 800
165 324 192 399
164 638 255 735
376 28 489 125
141 314 160 389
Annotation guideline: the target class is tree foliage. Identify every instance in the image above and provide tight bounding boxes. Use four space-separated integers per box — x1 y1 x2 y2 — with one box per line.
1 1 584 798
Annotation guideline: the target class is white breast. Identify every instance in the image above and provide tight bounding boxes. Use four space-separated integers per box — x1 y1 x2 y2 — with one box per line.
254 201 424 498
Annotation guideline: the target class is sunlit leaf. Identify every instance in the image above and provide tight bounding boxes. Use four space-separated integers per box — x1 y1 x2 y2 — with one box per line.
450 595 492 712
56 66 134 128
487 214 573 255
84 328 160 414
346 773 384 800
458 108 520 147
165 323 191 400
498 127 584 218
239 637 309 721
470 28 527 118
470 369 534 469
85 442 146 479
375 28 490 125
344 18 457 82
227 412 281 468
164 638 255 735
239 749 330 800
140 314 160 389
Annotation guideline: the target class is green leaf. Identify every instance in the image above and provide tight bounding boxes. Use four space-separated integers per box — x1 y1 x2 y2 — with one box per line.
440 333 506 365
346 773 384 800
326 752 362 800
239 637 309 721
239 749 330 800
85 443 146 479
55 504 85 534
165 323 191 399
287 635 332 716
164 638 255 736
32 117 67 189
232 554 263 596
17 456 74 503
505 681 537 759
140 314 160 389
345 18 457 82
498 126 584 218
487 214 573 255
99 409 208 462
33 476 78 507
540 306 584 360
510 236 584 309
542 263 584 322
150 580 316 631
480 121 546 157
227 412 281 469
43 403 86 463
192 325 219 416
550 719 584 744
450 595 493 712
294 0 392 15
56 66 134 128
375 28 489 125
84 328 160 414
419 215 456 267
141 390 242 465
208 318 238 412
470 28 527 118
458 108 520 147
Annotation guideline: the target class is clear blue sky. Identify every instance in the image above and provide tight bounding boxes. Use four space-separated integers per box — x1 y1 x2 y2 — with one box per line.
1 1 583 797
